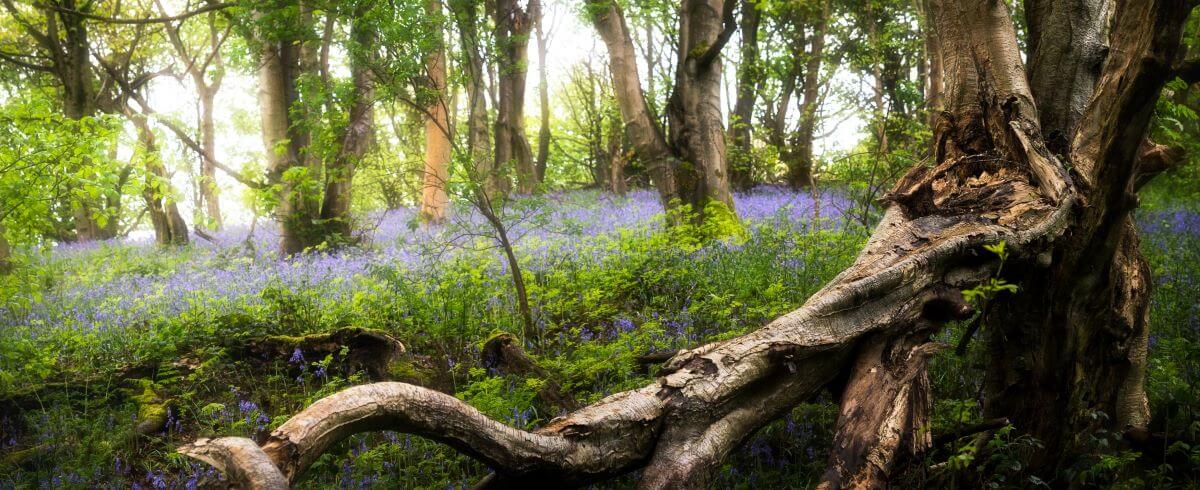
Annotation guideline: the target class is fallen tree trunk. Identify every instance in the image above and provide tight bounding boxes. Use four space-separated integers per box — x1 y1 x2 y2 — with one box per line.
236 327 405 381
481 332 577 411
179 0 1191 485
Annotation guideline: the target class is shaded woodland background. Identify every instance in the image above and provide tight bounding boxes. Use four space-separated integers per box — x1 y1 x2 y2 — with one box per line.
0 0 1198 487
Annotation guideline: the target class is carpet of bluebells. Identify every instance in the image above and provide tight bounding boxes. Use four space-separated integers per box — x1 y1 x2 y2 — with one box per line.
0 185 1198 488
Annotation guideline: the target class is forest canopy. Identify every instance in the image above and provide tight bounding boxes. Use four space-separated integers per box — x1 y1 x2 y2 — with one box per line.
1 0 1200 487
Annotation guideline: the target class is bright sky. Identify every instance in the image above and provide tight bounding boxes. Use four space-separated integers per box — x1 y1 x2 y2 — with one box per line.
140 0 865 226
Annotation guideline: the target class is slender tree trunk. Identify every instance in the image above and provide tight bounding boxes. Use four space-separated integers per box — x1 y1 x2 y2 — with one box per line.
131 115 189 246
789 0 829 189
919 0 943 127
321 16 375 239
608 116 627 195
197 86 223 229
728 0 760 190
453 0 497 196
534 5 551 185
160 3 226 231
586 0 679 208
0 223 12 274
422 0 452 223
492 0 536 194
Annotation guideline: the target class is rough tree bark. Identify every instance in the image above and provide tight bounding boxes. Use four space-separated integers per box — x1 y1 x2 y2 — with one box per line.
180 0 1191 486
587 0 737 223
491 0 537 194
977 0 1184 472
421 0 451 224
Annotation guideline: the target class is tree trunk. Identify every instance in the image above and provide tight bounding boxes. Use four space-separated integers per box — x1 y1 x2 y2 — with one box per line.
321 16 374 239
259 5 324 256
668 0 737 217
789 0 829 189
260 36 320 255
453 0 497 197
1023 0 1107 154
182 0 1190 485
197 86 223 230
0 223 12 274
588 0 737 223
161 3 226 231
58 2 110 242
586 0 679 208
608 117 627 195
728 0 760 191
492 0 536 194
131 115 189 247
421 0 451 223
976 0 1181 472
534 5 551 185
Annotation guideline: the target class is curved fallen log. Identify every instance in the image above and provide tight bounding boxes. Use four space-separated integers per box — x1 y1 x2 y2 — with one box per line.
179 0 1191 485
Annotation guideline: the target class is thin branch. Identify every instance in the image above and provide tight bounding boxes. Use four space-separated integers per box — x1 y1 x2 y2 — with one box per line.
35 1 234 25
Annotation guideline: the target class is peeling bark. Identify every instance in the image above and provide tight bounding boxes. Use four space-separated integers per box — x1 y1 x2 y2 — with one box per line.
821 334 941 488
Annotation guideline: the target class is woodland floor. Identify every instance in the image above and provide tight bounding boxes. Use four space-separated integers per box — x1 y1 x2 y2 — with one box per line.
1 183 1198 488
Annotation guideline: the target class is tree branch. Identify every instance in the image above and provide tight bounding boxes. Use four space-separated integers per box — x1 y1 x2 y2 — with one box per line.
693 0 738 70
34 1 234 25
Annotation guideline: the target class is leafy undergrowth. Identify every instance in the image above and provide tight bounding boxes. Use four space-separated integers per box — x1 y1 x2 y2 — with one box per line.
0 184 1198 488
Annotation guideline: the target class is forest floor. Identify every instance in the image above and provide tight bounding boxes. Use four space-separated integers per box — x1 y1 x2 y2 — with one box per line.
0 184 1197 488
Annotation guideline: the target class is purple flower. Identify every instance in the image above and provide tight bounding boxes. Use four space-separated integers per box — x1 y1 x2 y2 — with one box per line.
289 348 305 364
613 318 635 332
